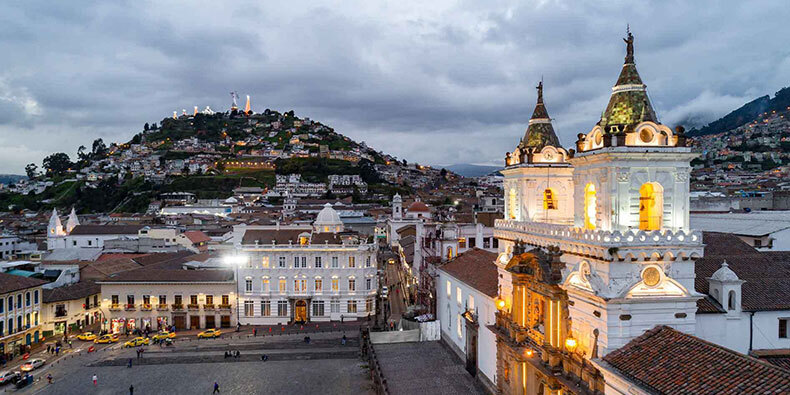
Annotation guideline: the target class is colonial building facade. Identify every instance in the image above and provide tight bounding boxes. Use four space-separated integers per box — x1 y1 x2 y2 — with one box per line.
232 203 377 325
491 31 706 394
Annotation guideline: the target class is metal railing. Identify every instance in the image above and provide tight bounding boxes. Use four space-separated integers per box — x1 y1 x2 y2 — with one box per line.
360 327 389 395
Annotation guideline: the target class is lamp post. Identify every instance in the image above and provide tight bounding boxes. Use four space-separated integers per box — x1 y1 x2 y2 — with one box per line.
224 254 247 331
565 334 578 354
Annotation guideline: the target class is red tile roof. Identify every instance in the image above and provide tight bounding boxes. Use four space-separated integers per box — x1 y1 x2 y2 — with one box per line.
183 231 211 244
697 232 790 312
438 248 498 297
603 325 790 394
0 272 47 294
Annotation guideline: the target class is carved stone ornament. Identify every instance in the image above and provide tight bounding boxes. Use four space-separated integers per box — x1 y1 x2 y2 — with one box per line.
674 171 688 182
616 168 630 183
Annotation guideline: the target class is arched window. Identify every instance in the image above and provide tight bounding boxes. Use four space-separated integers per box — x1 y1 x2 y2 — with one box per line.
584 184 597 230
446 247 454 260
639 182 664 231
543 188 557 210
508 188 517 219
728 290 736 310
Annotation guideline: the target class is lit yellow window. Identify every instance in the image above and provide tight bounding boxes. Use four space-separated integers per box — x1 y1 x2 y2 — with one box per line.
279 279 286 293
584 184 597 230
332 278 339 292
508 188 517 219
543 188 557 210
639 182 663 231
261 256 269 268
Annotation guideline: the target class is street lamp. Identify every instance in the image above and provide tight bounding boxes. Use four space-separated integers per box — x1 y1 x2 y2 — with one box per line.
224 254 247 331
565 335 578 353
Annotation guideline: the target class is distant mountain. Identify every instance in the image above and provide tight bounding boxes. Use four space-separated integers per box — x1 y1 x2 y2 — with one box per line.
688 86 790 137
445 163 502 178
0 175 26 185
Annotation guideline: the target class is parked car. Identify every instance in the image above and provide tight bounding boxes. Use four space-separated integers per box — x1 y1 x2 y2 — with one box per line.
0 371 20 385
197 329 221 339
77 332 97 341
94 334 120 344
381 286 389 298
20 359 45 372
14 374 32 389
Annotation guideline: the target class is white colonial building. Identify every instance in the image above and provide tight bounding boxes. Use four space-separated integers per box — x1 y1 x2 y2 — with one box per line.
232 203 377 325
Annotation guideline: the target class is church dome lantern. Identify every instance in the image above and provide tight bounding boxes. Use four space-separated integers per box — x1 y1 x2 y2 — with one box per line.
313 203 344 233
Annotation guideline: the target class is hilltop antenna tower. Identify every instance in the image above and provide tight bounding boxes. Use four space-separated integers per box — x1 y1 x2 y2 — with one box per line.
244 95 251 115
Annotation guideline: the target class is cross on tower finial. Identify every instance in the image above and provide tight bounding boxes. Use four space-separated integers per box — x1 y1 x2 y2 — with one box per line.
536 80 543 104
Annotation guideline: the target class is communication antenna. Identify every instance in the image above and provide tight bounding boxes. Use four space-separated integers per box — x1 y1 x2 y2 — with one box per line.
230 92 239 110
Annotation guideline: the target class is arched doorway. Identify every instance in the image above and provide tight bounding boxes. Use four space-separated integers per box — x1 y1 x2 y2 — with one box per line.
294 300 307 323
639 182 663 230
584 184 597 230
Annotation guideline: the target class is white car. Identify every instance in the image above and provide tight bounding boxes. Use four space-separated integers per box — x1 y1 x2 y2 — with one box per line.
20 359 45 372
381 286 389 298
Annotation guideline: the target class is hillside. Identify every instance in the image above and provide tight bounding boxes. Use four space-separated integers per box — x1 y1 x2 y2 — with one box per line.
0 107 447 213
445 163 502 178
688 86 790 137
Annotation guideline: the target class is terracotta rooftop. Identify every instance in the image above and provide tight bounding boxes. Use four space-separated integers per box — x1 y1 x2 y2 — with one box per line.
696 232 790 312
43 280 100 303
407 201 430 213
603 325 790 394
438 248 498 298
98 267 235 283
183 230 211 244
0 272 47 294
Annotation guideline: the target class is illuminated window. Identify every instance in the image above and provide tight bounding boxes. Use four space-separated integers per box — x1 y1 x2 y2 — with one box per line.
446 247 453 260
348 300 357 313
639 182 663 231
508 188 517 219
262 277 269 292
584 183 597 230
279 278 286 293
261 256 269 268
349 278 356 291
543 188 557 210
299 236 309 245
332 278 339 292
458 238 466 248
446 280 451 297
468 295 475 311
348 256 356 268
315 278 322 291
456 287 462 305
456 314 463 339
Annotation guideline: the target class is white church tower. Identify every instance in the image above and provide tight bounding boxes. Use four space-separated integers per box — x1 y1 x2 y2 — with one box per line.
392 193 402 220
495 31 704 357
66 207 80 233
47 208 67 250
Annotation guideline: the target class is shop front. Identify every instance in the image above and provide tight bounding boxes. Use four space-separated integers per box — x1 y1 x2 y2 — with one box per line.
54 321 67 336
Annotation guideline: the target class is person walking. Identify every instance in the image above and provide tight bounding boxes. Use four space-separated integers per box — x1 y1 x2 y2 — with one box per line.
47 373 52 384
129 384 134 395
128 358 132 368
213 381 220 394
92 374 98 386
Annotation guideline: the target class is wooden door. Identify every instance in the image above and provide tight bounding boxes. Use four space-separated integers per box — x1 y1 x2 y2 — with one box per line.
190 315 201 329
173 315 186 330
205 316 216 329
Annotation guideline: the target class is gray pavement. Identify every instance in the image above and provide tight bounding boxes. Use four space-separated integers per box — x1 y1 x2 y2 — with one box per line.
14 332 373 395
374 341 482 395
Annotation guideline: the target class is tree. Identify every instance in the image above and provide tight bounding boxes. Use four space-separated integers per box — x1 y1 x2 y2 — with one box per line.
144 122 149 131
151 122 158 130
24 163 37 179
92 138 107 157
77 145 89 161
42 153 72 175
440 168 448 177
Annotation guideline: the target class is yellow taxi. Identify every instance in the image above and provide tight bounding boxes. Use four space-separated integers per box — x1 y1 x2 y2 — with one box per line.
76 332 97 341
197 328 221 339
152 331 176 341
94 334 120 344
123 337 150 348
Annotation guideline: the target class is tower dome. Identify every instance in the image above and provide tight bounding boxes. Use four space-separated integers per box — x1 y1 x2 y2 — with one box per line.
314 203 343 233
709 261 740 282
520 81 561 151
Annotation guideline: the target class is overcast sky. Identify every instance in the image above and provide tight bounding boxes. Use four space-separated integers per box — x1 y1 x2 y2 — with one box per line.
1 0 789 174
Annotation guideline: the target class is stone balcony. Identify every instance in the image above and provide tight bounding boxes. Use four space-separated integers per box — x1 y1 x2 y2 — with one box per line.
187 304 200 311
203 304 215 310
495 219 703 261
218 304 232 310
156 304 169 311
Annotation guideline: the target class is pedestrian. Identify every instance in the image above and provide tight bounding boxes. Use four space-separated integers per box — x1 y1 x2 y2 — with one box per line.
128 358 132 368
46 345 51 354
92 374 98 386
213 381 220 394
341 315 344 323
253 328 257 337
130 384 134 395
224 351 228 359
69 340 73 349
47 373 52 384
342 335 347 346
56 347 60 356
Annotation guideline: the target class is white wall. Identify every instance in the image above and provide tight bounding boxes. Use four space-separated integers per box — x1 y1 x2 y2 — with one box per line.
437 270 497 387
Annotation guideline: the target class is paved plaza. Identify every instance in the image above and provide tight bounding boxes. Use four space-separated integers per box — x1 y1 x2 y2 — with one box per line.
374 341 483 395
18 332 373 395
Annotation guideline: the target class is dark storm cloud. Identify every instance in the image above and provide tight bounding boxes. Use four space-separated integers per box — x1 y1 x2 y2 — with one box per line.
0 0 789 172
